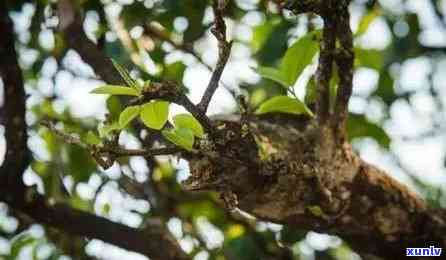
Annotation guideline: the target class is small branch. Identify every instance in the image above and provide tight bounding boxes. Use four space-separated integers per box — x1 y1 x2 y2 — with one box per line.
134 81 216 135
103 146 180 157
40 121 88 149
197 1 232 113
40 120 182 168
333 6 354 138
144 23 238 98
314 16 336 124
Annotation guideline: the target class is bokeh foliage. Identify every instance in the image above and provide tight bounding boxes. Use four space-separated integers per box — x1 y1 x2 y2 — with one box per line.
1 0 446 259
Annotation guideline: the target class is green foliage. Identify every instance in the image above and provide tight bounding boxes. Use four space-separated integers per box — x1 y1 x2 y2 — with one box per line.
90 85 140 96
347 113 391 149
173 113 204 138
256 95 314 117
82 131 101 145
10 234 38 259
355 48 383 70
111 59 142 91
119 105 141 128
98 121 120 138
140 101 170 130
356 8 380 36
162 127 195 151
258 30 320 87
163 61 186 82
252 18 291 65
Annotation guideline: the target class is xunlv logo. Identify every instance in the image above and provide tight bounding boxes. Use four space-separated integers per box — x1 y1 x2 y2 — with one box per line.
406 246 442 256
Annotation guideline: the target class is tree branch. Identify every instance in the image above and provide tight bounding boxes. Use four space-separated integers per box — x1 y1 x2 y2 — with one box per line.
0 1 29 200
12 194 188 260
333 4 354 138
197 1 232 113
132 81 216 135
315 16 336 124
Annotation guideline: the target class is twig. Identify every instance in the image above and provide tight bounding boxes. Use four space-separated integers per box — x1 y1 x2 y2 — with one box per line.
41 120 88 149
40 120 182 166
133 81 216 135
145 23 238 98
198 1 233 112
102 146 180 157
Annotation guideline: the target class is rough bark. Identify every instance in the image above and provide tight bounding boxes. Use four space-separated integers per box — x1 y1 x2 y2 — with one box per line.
183 115 446 259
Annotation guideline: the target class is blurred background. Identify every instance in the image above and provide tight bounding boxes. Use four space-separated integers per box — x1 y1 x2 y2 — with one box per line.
0 0 446 259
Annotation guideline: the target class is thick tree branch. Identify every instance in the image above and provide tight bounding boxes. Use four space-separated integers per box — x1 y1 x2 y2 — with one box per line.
197 1 232 113
183 115 446 259
15 195 188 260
0 2 29 200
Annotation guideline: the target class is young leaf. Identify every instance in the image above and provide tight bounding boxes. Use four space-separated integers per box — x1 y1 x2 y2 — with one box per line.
347 113 390 149
162 127 195 151
10 235 37 259
140 101 169 130
111 59 140 91
98 122 120 138
83 131 101 145
356 8 380 36
173 113 204 138
255 95 314 117
119 105 141 128
280 30 320 86
257 67 289 88
257 30 320 88
91 85 140 96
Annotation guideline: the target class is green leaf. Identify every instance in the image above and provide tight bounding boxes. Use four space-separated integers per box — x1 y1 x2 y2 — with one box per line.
251 19 277 52
257 67 289 87
173 114 204 138
162 127 195 151
140 101 169 130
280 30 320 86
106 96 123 121
11 234 37 258
98 121 120 138
91 85 140 96
355 48 383 70
255 95 314 117
356 8 380 36
257 30 320 87
83 131 101 145
163 61 186 81
119 105 141 128
304 77 316 105
347 113 390 149
111 59 141 91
